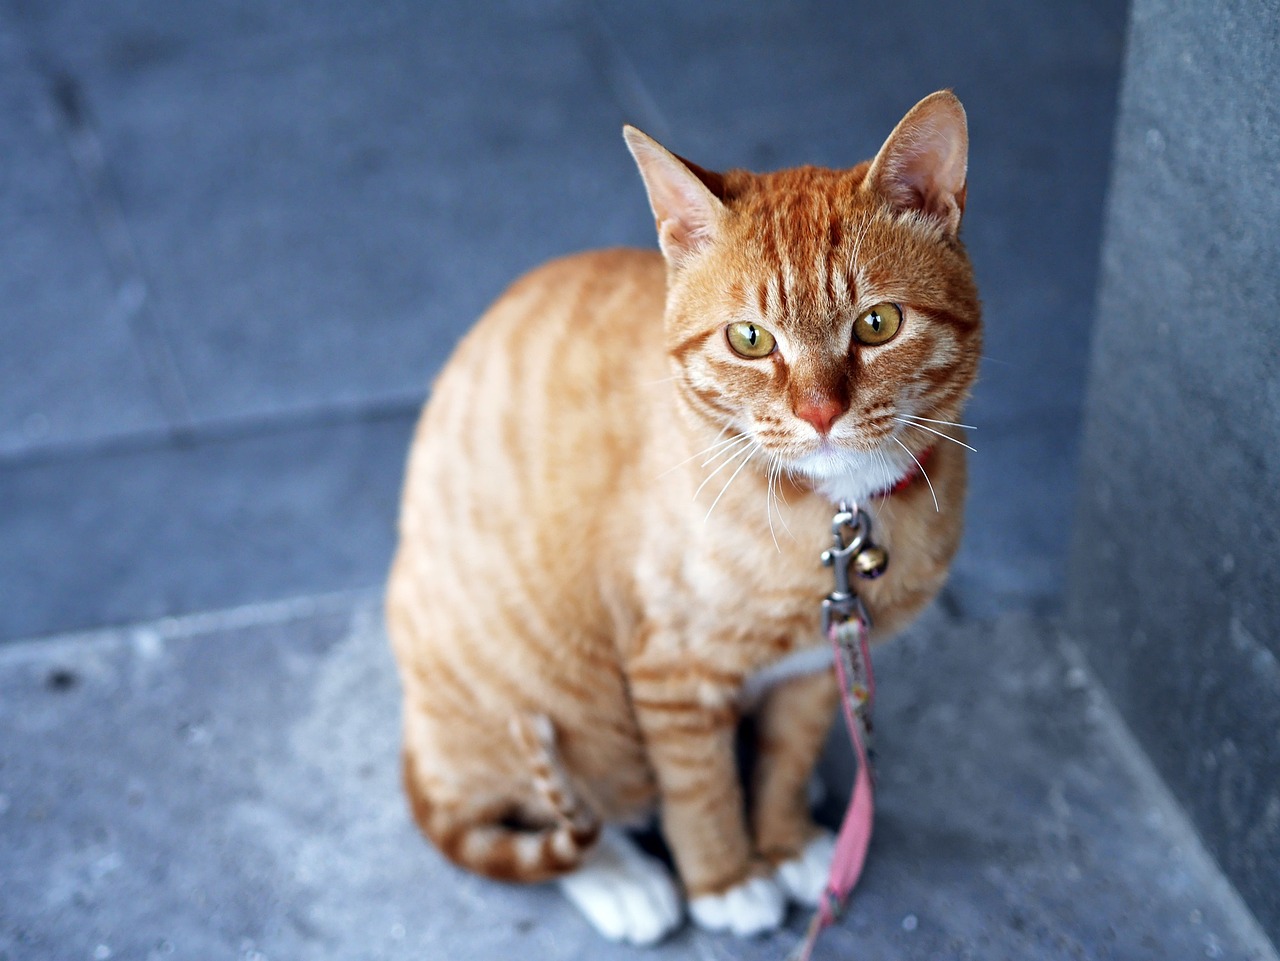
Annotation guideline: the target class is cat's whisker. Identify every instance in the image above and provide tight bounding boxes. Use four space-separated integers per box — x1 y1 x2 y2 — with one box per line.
871 447 893 503
892 436 939 513
765 456 787 548
861 248 889 269
769 455 796 542
699 428 750 458
893 417 977 453
764 455 781 553
692 437 756 502
899 413 977 431
656 430 748 480
700 431 755 468
704 441 761 524
849 215 875 278
854 248 890 289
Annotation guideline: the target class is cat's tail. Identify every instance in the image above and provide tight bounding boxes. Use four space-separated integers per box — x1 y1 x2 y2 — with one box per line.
402 713 601 883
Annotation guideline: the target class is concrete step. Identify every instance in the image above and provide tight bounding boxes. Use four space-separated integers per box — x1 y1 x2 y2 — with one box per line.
1 595 1273 960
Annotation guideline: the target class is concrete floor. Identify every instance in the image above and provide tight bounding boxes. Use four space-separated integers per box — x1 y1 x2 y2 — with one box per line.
2 598 1275 960
2 1 1276 959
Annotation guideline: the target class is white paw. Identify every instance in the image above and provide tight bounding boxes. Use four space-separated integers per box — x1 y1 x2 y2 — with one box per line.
775 831 836 908
557 828 682 945
688 875 786 936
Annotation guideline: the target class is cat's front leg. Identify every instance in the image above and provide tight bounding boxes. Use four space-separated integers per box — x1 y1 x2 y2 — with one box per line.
628 663 787 936
751 667 841 907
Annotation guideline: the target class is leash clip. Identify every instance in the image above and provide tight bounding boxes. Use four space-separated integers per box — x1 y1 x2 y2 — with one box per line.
820 501 873 636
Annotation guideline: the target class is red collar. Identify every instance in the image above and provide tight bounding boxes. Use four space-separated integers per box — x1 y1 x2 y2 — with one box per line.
875 446 933 498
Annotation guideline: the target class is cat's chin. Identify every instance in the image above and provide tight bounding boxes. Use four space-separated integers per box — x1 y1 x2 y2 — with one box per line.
788 444 914 507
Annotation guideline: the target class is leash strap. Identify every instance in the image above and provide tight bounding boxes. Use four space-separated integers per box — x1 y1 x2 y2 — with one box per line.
790 505 879 961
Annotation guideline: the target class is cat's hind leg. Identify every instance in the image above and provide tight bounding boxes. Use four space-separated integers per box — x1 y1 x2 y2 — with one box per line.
401 712 600 883
513 714 682 944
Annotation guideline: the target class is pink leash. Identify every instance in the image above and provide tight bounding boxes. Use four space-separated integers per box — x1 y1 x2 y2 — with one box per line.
790 504 881 961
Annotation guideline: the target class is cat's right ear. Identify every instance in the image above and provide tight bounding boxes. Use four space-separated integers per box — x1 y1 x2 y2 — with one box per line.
623 126 726 265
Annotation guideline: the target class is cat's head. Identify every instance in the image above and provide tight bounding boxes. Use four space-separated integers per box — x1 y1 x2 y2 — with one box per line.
625 91 981 505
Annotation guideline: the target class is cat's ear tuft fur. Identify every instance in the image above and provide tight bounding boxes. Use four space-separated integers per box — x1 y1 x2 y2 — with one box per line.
624 126 726 265
864 90 969 236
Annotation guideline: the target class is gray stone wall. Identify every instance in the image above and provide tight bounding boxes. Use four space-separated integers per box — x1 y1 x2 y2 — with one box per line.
1068 0 1280 939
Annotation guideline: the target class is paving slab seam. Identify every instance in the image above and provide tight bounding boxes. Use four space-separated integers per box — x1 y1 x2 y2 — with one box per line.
0 390 424 470
0 586 380 658
42 64 194 431
1056 629 1280 960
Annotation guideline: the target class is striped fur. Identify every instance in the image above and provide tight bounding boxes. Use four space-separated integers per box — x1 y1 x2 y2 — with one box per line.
388 92 981 929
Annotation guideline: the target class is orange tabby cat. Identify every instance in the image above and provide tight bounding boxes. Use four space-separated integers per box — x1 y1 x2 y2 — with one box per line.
386 90 980 944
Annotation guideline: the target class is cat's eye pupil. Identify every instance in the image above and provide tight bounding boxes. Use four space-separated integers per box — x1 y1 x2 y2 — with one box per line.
852 302 903 346
726 321 777 358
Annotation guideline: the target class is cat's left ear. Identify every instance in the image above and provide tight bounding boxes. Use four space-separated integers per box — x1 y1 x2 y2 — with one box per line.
864 90 969 236
624 126 727 265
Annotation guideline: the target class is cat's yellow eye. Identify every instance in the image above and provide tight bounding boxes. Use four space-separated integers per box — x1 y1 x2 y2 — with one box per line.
726 322 777 358
852 303 903 346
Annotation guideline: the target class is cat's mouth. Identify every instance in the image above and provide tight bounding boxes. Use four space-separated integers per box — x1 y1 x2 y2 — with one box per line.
781 433 913 503
784 425 892 464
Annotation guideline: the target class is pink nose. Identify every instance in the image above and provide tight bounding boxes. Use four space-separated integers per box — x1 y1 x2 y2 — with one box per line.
794 396 846 435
